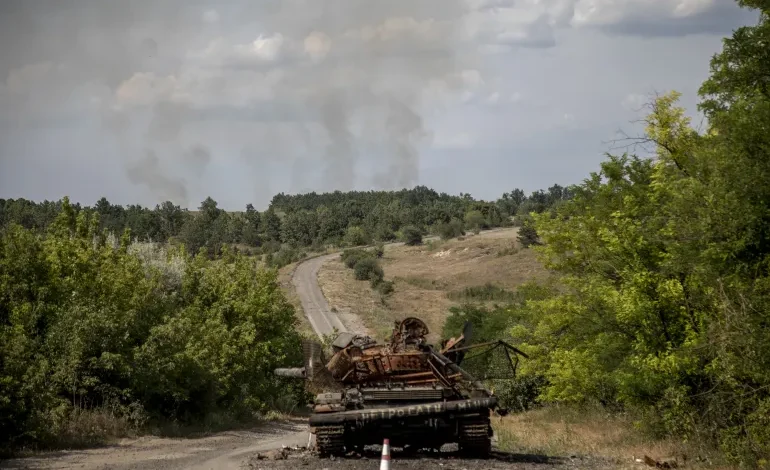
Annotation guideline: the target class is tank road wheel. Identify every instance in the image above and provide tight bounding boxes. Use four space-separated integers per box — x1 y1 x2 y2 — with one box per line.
315 425 346 457
458 415 492 457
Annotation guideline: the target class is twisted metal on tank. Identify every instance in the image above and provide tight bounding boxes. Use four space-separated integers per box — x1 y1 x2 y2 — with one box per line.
274 316 528 457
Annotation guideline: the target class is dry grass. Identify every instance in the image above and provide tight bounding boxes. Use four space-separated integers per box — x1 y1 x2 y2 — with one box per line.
494 406 735 470
317 227 550 343
317 256 384 338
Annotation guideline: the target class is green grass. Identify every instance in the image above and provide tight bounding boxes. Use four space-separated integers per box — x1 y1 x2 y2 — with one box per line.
395 275 448 290
446 283 518 302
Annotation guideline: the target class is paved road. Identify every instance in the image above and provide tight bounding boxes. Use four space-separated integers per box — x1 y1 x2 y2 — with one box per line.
292 252 349 337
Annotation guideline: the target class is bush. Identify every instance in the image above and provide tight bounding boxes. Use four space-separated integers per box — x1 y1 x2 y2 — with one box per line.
517 222 540 248
270 246 301 268
344 226 369 247
374 279 395 295
402 226 423 246
0 200 304 451
375 225 397 242
353 257 383 282
437 218 465 240
464 210 486 233
447 283 518 302
341 248 370 268
373 243 384 258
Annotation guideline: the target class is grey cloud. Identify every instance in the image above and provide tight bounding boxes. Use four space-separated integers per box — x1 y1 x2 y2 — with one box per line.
0 0 761 210
597 2 760 37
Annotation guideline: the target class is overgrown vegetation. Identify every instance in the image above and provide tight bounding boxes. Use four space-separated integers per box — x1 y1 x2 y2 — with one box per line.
444 3 770 465
446 283 518 303
340 248 393 295
0 184 571 260
401 225 424 246
0 198 305 452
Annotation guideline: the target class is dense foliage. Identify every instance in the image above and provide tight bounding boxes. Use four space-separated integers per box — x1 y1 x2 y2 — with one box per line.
445 2 770 465
0 198 304 451
1 185 571 264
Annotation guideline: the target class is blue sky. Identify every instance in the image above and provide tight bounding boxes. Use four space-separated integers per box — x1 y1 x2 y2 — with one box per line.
0 0 759 210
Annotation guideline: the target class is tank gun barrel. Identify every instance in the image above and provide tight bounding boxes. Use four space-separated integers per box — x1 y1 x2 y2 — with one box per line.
425 345 488 394
274 367 307 378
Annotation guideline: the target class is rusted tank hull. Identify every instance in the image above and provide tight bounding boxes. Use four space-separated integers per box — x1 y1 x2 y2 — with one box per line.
309 396 497 425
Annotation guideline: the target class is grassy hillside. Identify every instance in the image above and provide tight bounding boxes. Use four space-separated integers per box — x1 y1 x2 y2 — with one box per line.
317 227 548 342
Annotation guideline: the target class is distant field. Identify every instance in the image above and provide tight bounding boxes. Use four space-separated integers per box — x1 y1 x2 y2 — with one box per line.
317 227 550 343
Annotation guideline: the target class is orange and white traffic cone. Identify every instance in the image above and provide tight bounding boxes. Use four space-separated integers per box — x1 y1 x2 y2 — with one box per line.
380 438 391 470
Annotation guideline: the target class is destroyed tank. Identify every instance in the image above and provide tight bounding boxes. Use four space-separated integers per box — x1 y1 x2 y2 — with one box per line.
275 317 527 457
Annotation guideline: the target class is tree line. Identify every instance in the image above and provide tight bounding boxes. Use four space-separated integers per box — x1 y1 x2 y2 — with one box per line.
445 1 770 466
0 184 573 263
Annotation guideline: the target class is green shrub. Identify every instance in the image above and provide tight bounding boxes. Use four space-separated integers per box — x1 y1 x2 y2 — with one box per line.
447 283 518 302
402 226 423 246
354 257 383 282
341 248 370 268
344 226 369 247
464 210 486 233
517 222 540 248
375 225 397 242
0 200 304 451
437 218 465 240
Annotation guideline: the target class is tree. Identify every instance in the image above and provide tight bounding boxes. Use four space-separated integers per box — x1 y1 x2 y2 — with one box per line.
0 198 306 450
156 201 188 241
344 226 369 247
464 210 486 233
497 189 526 216
261 209 282 242
517 220 540 248
402 226 423 246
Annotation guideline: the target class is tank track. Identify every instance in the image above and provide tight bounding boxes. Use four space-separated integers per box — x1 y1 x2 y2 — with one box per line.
458 415 492 456
315 425 346 457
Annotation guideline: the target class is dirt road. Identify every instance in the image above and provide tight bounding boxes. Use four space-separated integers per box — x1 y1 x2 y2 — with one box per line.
0 420 309 470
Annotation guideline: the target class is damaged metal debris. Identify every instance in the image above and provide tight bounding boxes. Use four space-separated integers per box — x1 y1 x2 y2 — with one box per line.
274 317 527 457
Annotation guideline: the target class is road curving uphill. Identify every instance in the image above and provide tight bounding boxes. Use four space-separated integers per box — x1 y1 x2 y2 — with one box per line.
292 252 349 337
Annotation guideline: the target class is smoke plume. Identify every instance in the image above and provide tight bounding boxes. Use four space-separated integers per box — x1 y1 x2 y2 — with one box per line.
99 0 474 206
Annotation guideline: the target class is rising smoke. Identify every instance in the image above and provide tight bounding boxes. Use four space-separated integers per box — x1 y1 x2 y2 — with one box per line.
7 0 475 208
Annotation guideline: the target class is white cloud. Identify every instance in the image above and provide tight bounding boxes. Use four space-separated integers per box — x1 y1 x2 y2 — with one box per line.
486 92 500 104
571 0 718 27
510 92 522 103
245 34 285 62
189 33 286 66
